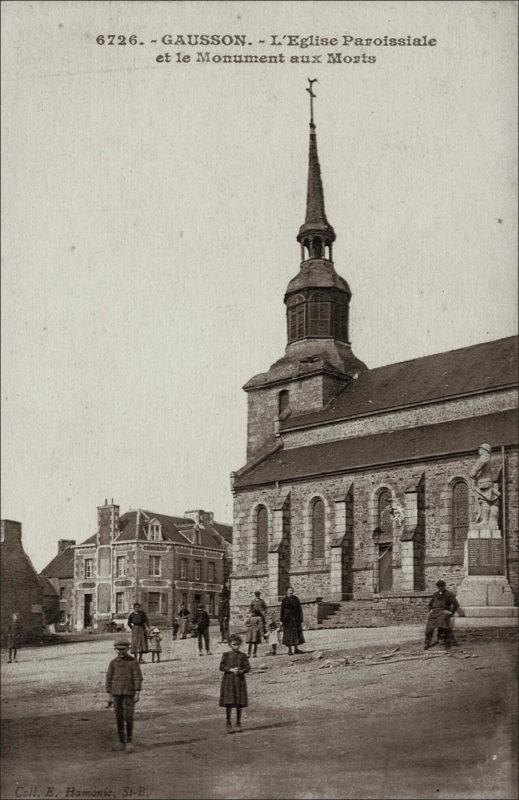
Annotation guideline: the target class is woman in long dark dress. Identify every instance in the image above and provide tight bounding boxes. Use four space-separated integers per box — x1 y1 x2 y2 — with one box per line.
128 603 149 663
280 586 305 655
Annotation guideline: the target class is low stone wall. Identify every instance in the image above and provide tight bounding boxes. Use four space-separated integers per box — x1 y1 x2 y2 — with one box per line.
320 593 432 628
231 593 436 630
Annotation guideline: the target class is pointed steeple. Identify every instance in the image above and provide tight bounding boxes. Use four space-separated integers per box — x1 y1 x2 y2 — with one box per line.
297 80 335 258
304 125 331 228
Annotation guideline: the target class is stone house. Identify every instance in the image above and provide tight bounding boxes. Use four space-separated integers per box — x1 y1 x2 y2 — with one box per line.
40 539 76 630
230 106 518 626
1 520 45 643
73 502 232 631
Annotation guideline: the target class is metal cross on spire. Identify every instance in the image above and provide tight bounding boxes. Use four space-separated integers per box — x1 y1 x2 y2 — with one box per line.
306 78 318 126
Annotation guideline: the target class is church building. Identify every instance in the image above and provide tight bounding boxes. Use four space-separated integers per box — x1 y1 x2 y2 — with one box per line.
230 91 518 626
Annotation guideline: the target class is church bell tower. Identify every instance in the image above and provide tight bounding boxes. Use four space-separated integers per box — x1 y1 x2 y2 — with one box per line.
243 81 367 461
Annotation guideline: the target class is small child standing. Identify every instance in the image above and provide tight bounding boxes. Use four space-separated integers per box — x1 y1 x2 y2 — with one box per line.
245 609 263 658
149 627 162 663
105 639 143 752
219 634 250 733
267 619 281 656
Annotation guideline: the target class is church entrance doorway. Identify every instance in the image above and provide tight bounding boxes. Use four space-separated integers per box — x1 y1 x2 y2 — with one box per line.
378 545 393 592
341 539 353 598
83 594 93 628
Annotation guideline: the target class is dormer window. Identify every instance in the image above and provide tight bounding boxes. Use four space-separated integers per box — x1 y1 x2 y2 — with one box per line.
194 527 202 545
147 521 162 542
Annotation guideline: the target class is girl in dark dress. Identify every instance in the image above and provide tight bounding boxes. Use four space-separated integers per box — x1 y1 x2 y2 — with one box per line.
219 634 250 733
127 603 149 663
280 586 305 655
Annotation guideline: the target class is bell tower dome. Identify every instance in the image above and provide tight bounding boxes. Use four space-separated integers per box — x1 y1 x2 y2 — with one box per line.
242 81 367 460
284 79 364 370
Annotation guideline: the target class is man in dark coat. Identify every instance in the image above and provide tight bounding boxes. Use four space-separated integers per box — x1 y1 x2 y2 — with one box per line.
7 612 20 663
425 580 463 649
177 602 191 639
250 590 267 635
218 594 230 643
193 604 212 655
106 639 143 752
280 586 305 655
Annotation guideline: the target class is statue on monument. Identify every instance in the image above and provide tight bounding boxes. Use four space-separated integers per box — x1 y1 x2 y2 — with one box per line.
469 443 501 528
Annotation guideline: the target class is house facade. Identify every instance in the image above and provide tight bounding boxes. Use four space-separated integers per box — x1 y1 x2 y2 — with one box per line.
73 502 232 631
230 100 518 625
40 539 76 630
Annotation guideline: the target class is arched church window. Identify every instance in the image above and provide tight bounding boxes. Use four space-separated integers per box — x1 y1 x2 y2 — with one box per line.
278 390 289 416
255 506 268 564
377 489 393 537
311 497 325 560
452 480 469 550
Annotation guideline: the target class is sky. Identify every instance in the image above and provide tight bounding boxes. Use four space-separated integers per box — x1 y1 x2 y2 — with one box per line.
1 1 517 571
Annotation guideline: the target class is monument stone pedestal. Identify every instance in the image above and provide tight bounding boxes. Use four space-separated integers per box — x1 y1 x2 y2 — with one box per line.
456 526 516 625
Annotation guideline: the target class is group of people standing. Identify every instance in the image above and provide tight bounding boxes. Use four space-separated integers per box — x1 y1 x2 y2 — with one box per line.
244 587 305 657
126 585 307 664
127 600 215 661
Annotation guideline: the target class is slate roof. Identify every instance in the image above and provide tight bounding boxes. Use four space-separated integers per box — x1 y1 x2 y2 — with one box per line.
116 511 229 550
40 546 75 579
39 575 58 596
234 409 518 489
211 522 233 544
280 336 518 431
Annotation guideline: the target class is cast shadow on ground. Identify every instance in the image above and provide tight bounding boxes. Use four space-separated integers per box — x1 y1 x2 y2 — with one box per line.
137 736 207 750
141 658 180 663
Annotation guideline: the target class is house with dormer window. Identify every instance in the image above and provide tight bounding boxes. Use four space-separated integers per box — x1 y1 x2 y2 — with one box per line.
72 501 232 631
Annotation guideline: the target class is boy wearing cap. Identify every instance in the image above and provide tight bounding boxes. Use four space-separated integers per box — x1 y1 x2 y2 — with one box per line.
106 639 143 752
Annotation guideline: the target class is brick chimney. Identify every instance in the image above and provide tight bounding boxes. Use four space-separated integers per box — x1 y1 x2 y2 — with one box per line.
0 520 22 544
185 510 214 526
58 539 76 555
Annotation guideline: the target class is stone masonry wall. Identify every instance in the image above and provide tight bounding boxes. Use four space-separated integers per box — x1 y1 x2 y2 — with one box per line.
283 388 517 449
246 375 326 460
231 448 518 614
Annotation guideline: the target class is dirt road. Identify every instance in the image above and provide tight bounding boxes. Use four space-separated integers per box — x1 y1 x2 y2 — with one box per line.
1 626 517 799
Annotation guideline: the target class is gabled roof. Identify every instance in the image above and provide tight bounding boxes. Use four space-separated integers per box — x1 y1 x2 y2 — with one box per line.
280 336 518 431
78 533 96 546
39 575 58 596
211 522 233 544
40 546 75 579
116 510 229 550
235 409 517 489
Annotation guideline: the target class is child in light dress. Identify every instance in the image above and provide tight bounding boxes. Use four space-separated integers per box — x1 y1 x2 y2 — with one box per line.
267 618 282 656
149 627 163 663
